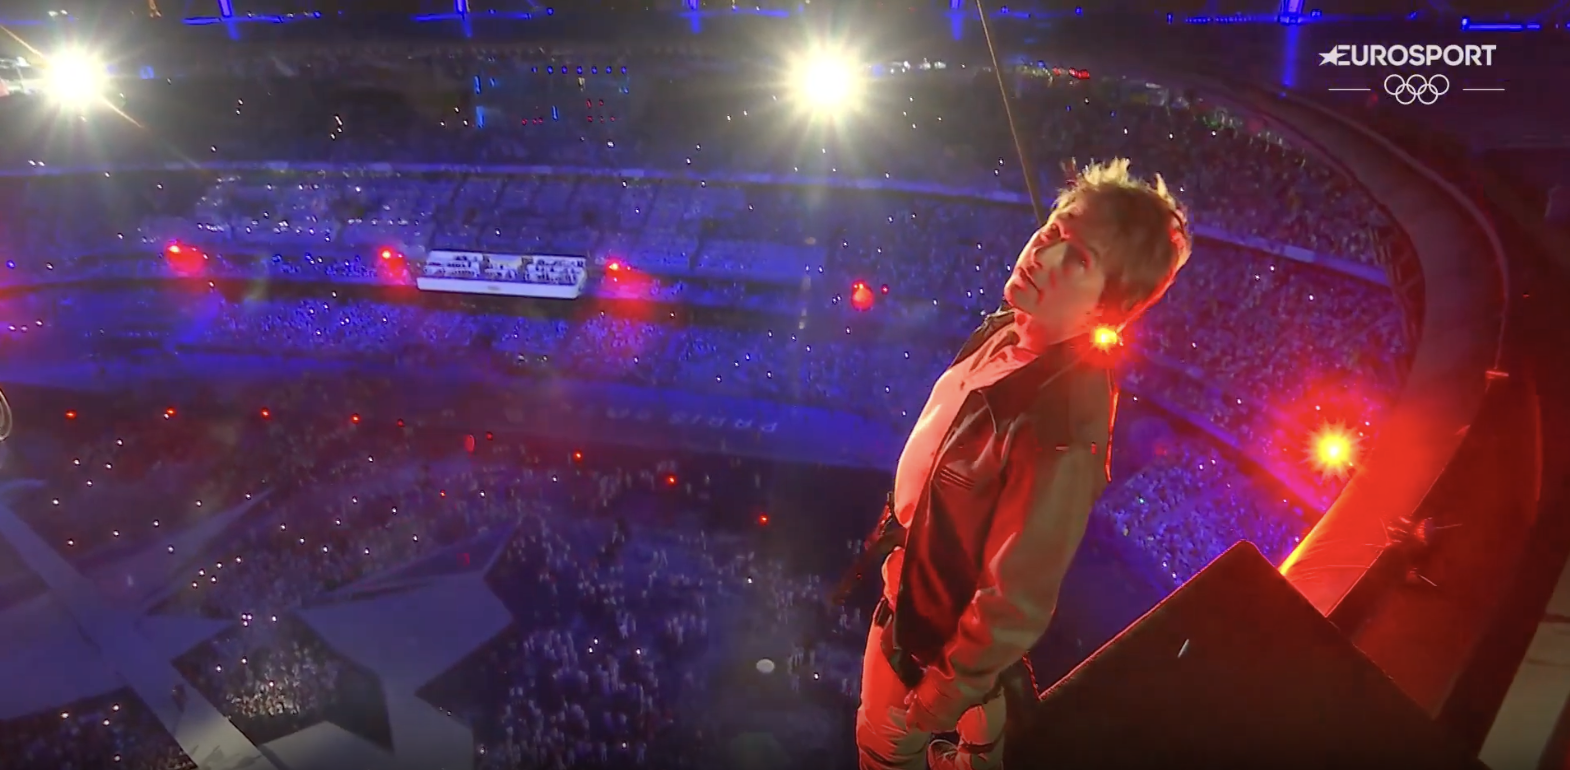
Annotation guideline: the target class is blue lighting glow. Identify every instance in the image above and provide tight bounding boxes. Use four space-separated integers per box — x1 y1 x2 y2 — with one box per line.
217 0 233 18
1461 18 1541 31
1280 22 1300 89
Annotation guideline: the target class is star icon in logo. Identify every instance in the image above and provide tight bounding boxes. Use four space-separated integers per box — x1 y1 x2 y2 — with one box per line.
1319 49 1346 66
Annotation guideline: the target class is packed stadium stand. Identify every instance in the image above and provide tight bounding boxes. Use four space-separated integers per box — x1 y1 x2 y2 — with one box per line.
4 7 1551 770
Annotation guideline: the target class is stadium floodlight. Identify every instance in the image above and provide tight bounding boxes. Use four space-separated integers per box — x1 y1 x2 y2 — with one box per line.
43 49 109 110
787 47 865 113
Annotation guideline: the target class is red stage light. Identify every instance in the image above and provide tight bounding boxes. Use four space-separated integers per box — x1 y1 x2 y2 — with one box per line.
1309 422 1359 476
350 414 361 424
665 474 678 486
607 260 622 272
396 419 406 428
572 451 583 462
757 514 770 526
164 407 177 417
465 434 476 453
485 431 494 441
259 408 270 419
851 283 875 312
1092 326 1121 350
65 410 77 420
380 249 394 260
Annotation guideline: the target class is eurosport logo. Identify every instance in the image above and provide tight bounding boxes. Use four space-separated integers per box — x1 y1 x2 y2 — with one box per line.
1319 44 1503 104
1319 44 1496 68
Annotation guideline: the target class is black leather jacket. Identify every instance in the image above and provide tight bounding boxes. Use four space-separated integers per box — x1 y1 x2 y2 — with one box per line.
889 309 1117 724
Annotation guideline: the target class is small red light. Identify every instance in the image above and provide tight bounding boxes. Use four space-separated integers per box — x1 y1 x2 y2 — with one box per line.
485 431 494 441
757 514 770 526
351 414 361 424
881 284 890 294
607 261 622 272
572 451 583 462
396 419 405 428
167 244 181 254
665 474 677 486
165 407 177 417
380 249 393 260
65 410 77 420
259 408 270 419
851 283 875 312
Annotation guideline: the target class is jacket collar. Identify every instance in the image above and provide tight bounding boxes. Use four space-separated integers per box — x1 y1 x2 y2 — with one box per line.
948 307 1016 367
956 308 1098 433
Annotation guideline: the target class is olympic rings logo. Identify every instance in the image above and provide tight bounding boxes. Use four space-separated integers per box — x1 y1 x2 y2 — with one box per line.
1383 73 1450 105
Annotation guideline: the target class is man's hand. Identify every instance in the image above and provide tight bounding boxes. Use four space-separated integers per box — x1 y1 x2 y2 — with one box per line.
903 683 959 734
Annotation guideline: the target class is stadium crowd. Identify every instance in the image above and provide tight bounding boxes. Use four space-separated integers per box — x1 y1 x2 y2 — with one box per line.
0 40 1408 770
0 688 195 770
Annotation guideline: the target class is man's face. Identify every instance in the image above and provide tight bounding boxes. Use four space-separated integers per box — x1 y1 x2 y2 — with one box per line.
1003 203 1110 338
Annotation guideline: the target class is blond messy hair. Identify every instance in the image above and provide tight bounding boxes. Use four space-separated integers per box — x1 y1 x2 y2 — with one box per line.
1054 158 1191 326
